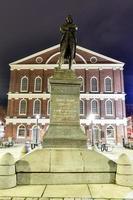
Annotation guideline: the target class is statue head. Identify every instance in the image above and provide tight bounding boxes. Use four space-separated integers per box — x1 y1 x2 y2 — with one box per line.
66 15 73 24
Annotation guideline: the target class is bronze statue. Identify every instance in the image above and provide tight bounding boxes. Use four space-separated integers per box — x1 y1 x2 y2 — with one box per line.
58 15 78 69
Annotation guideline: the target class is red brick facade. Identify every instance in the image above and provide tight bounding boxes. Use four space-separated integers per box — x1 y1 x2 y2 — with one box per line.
6 45 127 145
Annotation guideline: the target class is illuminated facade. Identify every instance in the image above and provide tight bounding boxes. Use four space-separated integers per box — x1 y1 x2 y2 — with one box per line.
6 44 127 145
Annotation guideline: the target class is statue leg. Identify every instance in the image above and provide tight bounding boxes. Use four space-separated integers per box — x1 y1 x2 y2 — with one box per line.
69 56 72 70
58 51 65 68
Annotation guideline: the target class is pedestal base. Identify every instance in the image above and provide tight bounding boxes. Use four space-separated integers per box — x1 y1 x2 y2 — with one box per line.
43 125 87 148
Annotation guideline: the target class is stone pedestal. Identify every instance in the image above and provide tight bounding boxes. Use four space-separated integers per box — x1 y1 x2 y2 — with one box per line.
43 68 86 148
0 153 16 189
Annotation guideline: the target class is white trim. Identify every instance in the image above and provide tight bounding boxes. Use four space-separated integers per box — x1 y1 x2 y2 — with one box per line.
77 45 124 64
47 99 50 115
10 63 124 70
34 76 42 92
10 44 124 65
19 99 27 115
76 53 87 64
104 76 113 93
91 99 99 115
6 117 127 126
46 52 60 64
10 44 60 65
80 99 85 116
47 76 53 93
105 99 114 116
33 99 41 115
17 124 26 138
90 76 98 92
20 76 28 92
106 125 115 139
78 76 84 92
8 92 126 100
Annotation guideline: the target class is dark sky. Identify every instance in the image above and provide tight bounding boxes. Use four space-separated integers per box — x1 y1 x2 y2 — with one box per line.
0 0 133 106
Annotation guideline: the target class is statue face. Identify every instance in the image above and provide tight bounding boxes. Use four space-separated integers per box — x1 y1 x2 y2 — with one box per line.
66 15 73 23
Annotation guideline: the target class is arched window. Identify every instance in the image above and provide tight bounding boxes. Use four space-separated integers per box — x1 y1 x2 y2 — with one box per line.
20 76 28 92
78 76 84 92
33 99 41 115
91 100 98 114
34 76 42 92
104 77 112 92
80 100 84 115
47 100 50 115
93 126 100 142
32 125 40 144
19 99 27 115
17 124 26 138
105 100 113 115
106 125 115 144
47 76 53 93
91 77 98 92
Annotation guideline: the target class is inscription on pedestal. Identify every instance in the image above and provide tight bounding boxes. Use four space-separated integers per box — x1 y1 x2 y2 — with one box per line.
51 95 79 123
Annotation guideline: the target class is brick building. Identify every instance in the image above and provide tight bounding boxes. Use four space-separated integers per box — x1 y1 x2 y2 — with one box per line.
6 44 127 145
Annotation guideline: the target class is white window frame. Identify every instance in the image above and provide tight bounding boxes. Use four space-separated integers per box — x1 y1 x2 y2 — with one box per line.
105 99 114 116
17 124 26 138
106 125 115 144
80 99 85 116
93 125 100 141
19 99 27 115
33 99 41 115
91 99 99 115
90 76 98 92
47 76 53 93
78 76 84 92
104 76 113 93
34 76 42 92
47 99 50 115
20 76 28 92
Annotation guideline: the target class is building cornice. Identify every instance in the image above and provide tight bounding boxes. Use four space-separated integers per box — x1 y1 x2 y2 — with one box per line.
7 92 126 100
6 117 127 126
10 63 124 71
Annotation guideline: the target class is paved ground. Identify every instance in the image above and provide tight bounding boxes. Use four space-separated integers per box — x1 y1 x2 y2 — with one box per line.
0 146 133 199
0 184 133 199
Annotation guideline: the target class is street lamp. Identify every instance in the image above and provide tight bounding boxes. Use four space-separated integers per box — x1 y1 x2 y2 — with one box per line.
35 114 40 147
87 114 95 147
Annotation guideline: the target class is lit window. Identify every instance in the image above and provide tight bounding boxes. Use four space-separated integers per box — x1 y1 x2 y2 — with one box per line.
91 77 98 92
34 77 42 92
93 126 100 142
106 125 115 138
17 125 26 138
106 100 113 115
91 100 98 114
32 125 40 144
20 76 28 92
104 77 112 92
80 100 84 115
19 99 27 115
47 100 50 115
33 99 41 115
78 76 84 92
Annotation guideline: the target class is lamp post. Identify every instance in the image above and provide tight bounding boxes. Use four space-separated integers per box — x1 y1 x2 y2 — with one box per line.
87 114 95 148
35 114 40 147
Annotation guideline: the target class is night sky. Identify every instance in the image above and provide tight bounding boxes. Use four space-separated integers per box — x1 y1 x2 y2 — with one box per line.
0 0 133 106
